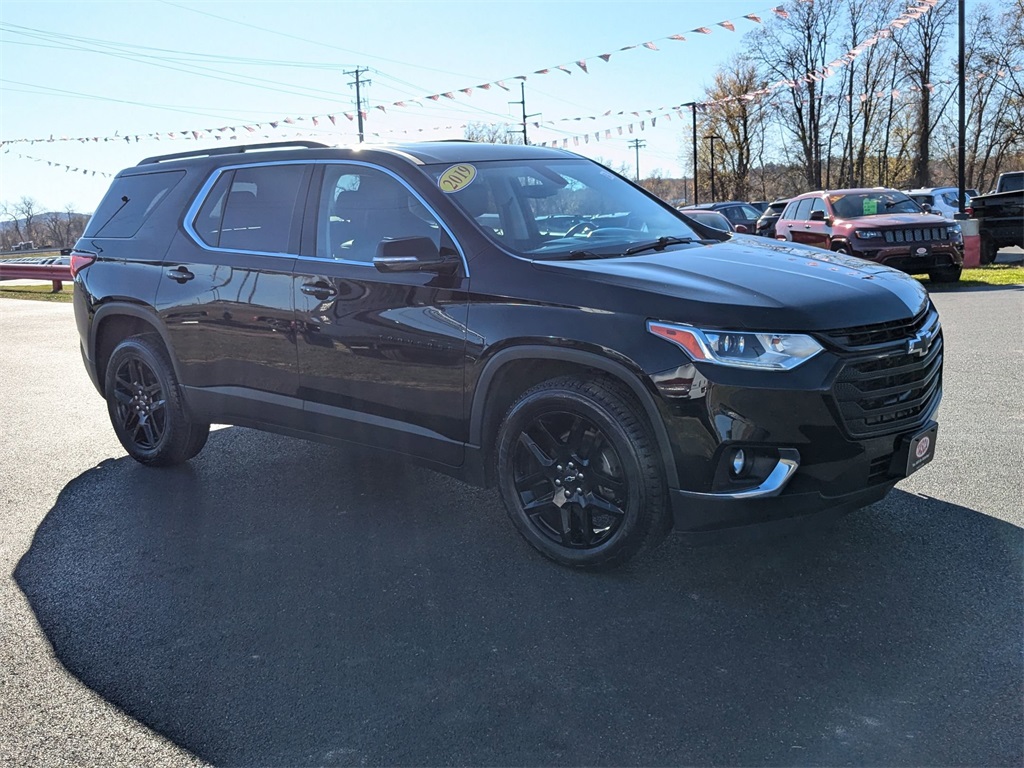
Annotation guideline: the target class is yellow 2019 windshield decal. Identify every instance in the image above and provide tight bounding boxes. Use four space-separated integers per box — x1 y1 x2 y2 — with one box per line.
439 164 477 193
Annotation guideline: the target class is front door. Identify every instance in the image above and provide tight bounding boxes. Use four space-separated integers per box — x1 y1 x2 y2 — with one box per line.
293 163 468 466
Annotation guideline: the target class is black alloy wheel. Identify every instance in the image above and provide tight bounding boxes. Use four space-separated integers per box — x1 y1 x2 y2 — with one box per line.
105 335 209 466
979 235 998 266
929 265 963 283
496 376 670 569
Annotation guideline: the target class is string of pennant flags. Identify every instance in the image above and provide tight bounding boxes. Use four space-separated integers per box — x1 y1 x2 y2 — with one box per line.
5 0 1014 165
2 149 115 178
2 0 821 149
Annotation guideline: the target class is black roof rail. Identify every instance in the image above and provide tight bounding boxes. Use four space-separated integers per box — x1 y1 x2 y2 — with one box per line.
137 140 331 165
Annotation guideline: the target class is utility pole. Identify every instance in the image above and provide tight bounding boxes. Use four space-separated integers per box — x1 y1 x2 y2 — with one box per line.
956 0 966 216
705 135 722 202
345 67 371 143
629 139 647 182
681 102 699 204
510 83 540 145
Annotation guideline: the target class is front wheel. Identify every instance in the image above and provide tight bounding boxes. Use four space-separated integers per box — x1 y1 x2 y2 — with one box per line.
929 265 963 283
105 335 210 466
495 376 670 569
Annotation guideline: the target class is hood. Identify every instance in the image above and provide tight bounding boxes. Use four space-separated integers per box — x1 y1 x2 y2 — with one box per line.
837 213 954 228
531 236 929 331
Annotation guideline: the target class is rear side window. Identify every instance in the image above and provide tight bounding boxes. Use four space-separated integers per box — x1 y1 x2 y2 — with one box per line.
793 198 813 221
192 164 308 254
85 170 185 238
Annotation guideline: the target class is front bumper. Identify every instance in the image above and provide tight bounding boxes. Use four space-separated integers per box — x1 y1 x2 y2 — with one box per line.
854 242 964 273
670 477 895 533
649 308 942 533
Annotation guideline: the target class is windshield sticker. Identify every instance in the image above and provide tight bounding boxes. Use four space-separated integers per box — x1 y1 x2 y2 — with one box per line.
862 198 879 215
439 164 477 193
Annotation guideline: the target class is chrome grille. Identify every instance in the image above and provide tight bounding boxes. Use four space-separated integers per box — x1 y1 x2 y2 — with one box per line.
882 226 948 244
821 307 943 438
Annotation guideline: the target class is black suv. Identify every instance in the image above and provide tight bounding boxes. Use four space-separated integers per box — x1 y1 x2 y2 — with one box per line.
72 141 942 569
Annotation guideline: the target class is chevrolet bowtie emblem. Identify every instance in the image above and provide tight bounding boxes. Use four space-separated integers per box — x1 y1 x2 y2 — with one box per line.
906 329 932 356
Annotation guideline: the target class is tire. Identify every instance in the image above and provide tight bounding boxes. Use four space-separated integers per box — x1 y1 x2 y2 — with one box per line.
495 376 670 570
104 334 210 466
832 244 852 255
929 265 963 283
979 236 998 266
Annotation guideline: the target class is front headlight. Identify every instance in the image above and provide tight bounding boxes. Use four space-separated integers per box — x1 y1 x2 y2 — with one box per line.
855 229 883 239
648 321 823 370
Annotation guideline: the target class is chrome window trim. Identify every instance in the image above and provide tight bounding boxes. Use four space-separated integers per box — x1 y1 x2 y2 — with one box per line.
182 158 469 276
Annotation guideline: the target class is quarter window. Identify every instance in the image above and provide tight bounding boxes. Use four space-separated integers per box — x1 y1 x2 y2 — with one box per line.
193 164 307 253
86 170 185 238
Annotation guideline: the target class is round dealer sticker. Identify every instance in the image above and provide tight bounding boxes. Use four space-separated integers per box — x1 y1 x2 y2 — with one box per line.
438 164 477 193
916 436 931 458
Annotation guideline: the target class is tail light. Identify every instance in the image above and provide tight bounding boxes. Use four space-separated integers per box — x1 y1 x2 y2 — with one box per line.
965 206 973 217
69 250 96 277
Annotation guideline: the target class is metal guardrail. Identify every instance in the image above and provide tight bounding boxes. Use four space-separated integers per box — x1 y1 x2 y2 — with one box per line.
0 256 73 292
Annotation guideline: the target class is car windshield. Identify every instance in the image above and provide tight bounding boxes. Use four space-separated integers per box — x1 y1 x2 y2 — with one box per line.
428 158 703 259
683 210 732 232
829 190 923 219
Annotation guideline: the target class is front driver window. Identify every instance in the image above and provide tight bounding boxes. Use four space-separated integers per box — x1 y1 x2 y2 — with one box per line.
318 165 441 262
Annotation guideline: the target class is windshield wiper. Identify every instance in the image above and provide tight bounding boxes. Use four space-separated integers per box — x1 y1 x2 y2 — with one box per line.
623 236 698 255
542 249 610 261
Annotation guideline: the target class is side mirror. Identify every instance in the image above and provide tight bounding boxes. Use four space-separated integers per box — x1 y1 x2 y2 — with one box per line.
373 236 457 274
734 224 749 234
920 202 932 213
809 209 827 222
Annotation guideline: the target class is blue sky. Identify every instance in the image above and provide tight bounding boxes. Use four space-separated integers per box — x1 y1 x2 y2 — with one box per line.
0 0 963 213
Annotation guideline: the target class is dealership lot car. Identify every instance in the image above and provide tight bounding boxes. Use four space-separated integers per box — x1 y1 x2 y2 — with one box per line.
72 142 943 569
774 188 964 282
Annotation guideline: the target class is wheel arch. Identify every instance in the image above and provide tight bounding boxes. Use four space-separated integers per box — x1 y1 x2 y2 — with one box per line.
92 303 180 387
469 345 680 489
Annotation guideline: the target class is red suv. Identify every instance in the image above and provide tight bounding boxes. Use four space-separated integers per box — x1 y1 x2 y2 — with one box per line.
774 188 964 282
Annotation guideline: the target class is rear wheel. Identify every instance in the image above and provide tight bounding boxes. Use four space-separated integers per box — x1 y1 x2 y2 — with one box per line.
929 265 963 283
495 376 670 569
979 235 998 266
105 335 209 466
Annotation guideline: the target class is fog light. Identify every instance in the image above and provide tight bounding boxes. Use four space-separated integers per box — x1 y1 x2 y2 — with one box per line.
730 448 747 476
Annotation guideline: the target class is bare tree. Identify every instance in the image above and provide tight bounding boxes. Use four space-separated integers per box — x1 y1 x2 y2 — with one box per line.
44 204 88 248
935 0 1024 192
463 122 524 144
0 201 24 248
700 57 770 200
893 0 956 187
748 0 846 189
13 196 41 244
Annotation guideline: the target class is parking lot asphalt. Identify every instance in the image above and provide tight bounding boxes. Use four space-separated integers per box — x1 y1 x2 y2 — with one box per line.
1 287 1022 767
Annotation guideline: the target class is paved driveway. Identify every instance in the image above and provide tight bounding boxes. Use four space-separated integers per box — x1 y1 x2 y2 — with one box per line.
1 289 1021 766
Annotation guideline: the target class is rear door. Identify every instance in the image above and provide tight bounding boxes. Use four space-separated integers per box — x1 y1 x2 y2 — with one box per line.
156 162 311 424
801 197 833 249
783 198 814 244
292 162 469 466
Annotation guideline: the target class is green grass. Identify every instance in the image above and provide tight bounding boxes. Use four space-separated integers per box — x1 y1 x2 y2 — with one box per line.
0 284 74 302
918 264 1024 287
